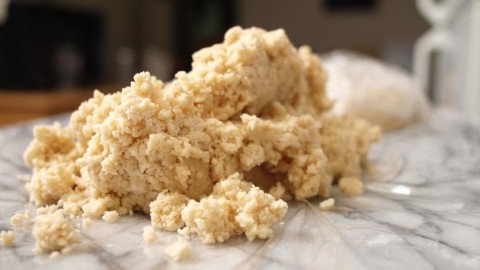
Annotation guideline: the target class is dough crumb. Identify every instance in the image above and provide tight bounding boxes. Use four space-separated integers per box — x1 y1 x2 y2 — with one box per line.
268 182 293 201
319 198 335 211
10 210 31 226
177 227 191 238
82 198 113 218
102 211 119 223
165 238 191 261
32 208 80 254
181 173 287 244
0 230 15 247
49 251 60 259
36 205 59 215
82 218 92 229
150 191 188 231
339 177 364 195
143 226 158 244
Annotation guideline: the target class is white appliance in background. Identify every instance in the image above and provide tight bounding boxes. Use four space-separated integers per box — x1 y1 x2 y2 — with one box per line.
414 0 480 125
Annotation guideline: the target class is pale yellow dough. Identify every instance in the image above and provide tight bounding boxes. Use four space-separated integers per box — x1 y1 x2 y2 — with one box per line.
181 173 287 243
32 208 80 254
150 190 188 231
22 26 380 250
165 239 191 261
10 210 31 226
319 198 335 211
102 211 119 223
1 230 15 247
143 226 158 244
338 177 364 195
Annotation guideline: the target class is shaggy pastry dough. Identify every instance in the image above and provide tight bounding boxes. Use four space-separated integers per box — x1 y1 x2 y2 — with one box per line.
32 208 80 254
319 198 335 211
143 226 158 244
165 239 191 261
22 26 380 249
181 173 288 243
338 177 364 195
0 230 15 247
150 190 189 231
10 210 31 226
102 211 119 223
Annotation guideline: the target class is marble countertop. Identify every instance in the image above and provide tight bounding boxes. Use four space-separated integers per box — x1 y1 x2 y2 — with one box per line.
1 109 480 270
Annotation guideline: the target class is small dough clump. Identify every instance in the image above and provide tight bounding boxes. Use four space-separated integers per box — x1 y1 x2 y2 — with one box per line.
143 226 158 244
49 251 61 259
338 177 364 195
1 230 15 247
102 211 119 223
32 208 80 254
10 210 31 226
165 239 191 261
181 173 288 243
319 198 335 211
150 190 189 231
21 26 380 250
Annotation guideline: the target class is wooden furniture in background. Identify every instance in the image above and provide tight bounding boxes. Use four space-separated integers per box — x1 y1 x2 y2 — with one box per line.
0 85 122 126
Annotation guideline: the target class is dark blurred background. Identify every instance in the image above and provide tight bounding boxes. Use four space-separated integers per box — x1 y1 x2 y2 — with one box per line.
0 0 428 125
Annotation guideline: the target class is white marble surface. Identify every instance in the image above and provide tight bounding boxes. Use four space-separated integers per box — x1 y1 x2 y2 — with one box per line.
1 109 480 270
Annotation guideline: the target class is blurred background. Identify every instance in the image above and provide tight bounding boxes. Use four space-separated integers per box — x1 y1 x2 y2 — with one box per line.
0 0 430 126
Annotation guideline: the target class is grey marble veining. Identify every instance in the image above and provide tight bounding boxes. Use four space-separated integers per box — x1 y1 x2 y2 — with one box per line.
1 109 480 270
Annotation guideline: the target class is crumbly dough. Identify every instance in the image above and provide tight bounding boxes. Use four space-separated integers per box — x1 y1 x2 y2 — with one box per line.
32 208 80 253
143 226 158 244
1 230 15 247
150 190 188 231
21 26 380 250
49 251 61 259
165 239 191 261
181 173 287 243
338 177 364 195
10 210 31 226
268 182 293 201
319 198 335 211
102 211 119 223
82 218 92 229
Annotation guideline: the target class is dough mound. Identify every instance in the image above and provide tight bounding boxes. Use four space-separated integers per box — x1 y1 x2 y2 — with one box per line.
23 26 380 245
